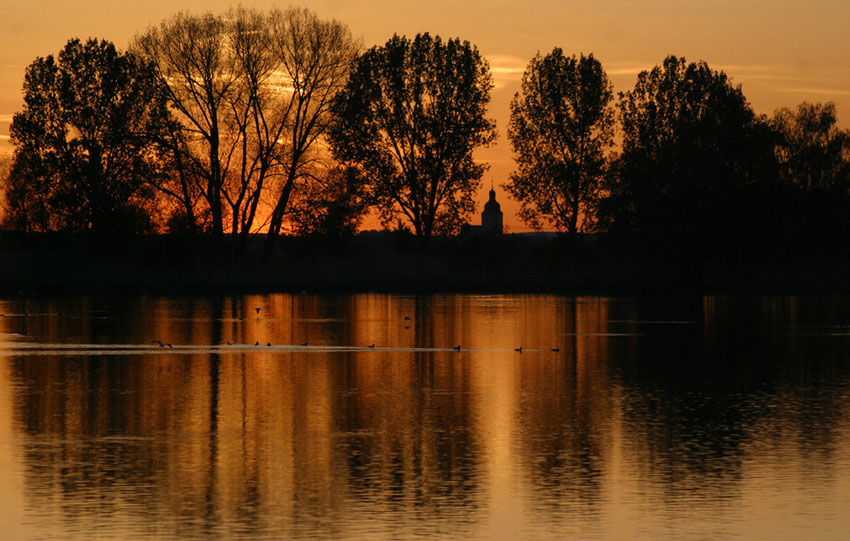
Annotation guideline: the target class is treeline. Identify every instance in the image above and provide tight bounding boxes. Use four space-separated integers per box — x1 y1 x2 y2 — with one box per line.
1 5 849 259
509 52 850 258
1 7 496 252
3 7 367 256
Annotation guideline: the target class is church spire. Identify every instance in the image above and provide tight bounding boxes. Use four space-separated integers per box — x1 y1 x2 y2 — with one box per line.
482 185 503 234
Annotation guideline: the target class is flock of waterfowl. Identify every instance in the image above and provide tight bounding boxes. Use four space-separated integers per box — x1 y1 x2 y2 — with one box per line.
3 305 561 353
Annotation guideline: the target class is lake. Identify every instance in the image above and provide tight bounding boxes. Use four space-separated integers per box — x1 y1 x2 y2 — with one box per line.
1 294 849 539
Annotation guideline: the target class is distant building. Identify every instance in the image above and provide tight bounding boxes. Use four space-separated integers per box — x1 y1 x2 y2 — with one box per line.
481 188 503 233
460 188 503 236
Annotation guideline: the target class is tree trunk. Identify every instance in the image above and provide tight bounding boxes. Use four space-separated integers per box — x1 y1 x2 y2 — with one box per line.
262 177 295 258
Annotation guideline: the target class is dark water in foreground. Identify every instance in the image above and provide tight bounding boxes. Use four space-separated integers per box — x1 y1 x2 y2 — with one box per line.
1 294 849 540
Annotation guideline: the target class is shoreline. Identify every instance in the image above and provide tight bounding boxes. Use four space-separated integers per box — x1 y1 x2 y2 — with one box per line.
2 231 849 296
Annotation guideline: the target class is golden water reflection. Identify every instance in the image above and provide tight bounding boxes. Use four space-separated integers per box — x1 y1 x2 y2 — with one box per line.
1 294 850 539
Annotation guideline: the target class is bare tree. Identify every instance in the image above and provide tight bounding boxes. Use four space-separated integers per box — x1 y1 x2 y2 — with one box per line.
134 12 237 238
224 6 280 242
263 7 359 255
134 7 358 249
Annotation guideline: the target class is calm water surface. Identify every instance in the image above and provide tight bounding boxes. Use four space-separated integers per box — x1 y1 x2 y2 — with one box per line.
1 294 849 540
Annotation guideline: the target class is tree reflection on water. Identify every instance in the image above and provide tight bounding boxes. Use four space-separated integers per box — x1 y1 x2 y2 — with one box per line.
1 294 850 539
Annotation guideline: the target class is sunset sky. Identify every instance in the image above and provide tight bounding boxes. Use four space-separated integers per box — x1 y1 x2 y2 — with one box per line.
2 0 849 231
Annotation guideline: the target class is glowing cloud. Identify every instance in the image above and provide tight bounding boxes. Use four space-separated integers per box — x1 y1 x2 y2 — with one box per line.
777 87 850 96
487 54 526 89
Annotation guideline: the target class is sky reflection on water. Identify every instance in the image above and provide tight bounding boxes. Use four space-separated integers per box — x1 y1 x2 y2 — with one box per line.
0 294 849 540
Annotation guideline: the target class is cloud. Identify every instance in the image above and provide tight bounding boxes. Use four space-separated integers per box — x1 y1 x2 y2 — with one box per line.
0 114 14 123
487 54 526 89
0 135 10 140
604 61 850 101
714 64 848 88
483 58 839 92
606 62 648 76
715 64 784 75
777 87 850 96
607 62 806 80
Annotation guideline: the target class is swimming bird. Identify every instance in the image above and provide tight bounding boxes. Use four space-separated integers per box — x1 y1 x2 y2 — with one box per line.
267 342 271 347
152 340 172 348
255 341 260 346
404 316 412 321
227 341 232 345
368 344 375 348
550 348 560 352
300 342 308 347
514 347 523 353
453 345 461 351
255 307 261 315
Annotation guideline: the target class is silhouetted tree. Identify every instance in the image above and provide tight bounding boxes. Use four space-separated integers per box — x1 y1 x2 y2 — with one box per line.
287 166 370 237
4 38 173 235
262 8 360 254
772 101 850 192
606 55 773 237
134 10 251 239
153 123 211 234
0 153 10 224
134 7 358 246
506 50 614 234
328 33 497 238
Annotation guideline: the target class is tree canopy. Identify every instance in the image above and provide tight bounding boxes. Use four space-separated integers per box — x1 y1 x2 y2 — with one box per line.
607 55 774 235
287 166 370 238
507 50 614 234
771 101 850 192
327 33 497 238
4 38 173 235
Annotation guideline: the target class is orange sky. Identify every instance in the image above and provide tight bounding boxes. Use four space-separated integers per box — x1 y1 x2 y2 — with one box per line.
2 0 850 232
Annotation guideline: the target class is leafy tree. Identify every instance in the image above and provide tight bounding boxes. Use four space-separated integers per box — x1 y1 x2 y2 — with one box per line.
771 101 850 192
0 153 10 224
506 50 614 234
4 38 173 235
607 55 773 235
287 166 370 238
328 33 497 238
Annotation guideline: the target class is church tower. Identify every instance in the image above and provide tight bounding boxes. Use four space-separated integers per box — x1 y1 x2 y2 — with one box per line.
481 188 503 234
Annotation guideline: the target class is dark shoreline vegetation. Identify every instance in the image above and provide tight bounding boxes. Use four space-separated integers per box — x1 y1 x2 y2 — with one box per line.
3 230 850 296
